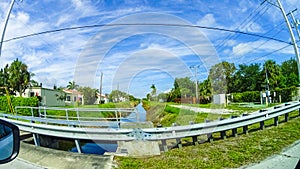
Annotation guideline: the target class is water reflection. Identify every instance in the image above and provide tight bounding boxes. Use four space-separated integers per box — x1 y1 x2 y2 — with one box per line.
71 143 117 155
71 103 146 155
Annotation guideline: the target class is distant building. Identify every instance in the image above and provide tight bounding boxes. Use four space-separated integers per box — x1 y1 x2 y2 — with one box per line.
20 86 65 107
213 94 226 105
95 93 109 104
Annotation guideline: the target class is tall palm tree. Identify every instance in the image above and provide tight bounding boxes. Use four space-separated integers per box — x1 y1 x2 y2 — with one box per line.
67 81 79 90
150 84 156 101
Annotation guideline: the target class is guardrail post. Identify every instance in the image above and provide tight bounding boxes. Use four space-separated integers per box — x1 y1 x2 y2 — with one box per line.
207 133 213 142
65 109 68 121
161 140 168 152
285 113 289 122
38 107 41 117
220 131 226 139
135 108 139 122
232 128 238 137
33 133 40 146
176 138 182 148
243 125 248 134
44 107 46 118
115 110 118 122
274 116 279 126
76 108 79 121
74 139 82 153
192 136 198 145
31 107 34 117
260 121 265 130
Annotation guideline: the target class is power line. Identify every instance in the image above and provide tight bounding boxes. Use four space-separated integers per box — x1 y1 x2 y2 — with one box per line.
215 2 272 53
1 23 292 45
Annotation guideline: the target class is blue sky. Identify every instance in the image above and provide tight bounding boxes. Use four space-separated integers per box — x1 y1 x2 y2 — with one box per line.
0 0 300 98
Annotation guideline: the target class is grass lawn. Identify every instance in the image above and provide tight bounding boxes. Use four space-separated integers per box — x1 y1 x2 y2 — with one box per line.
115 110 300 169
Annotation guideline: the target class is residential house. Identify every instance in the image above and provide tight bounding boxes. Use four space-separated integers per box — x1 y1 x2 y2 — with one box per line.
63 89 84 106
95 93 109 104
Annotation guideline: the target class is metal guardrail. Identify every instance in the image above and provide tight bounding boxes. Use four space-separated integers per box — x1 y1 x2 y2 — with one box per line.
1 101 299 154
14 106 139 123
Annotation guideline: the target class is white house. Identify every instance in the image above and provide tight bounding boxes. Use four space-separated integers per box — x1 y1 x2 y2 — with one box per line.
95 93 109 104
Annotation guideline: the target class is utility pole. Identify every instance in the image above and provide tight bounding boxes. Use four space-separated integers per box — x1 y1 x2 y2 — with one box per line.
99 72 103 104
265 67 270 105
275 0 300 83
0 0 16 57
190 65 200 104
287 9 300 42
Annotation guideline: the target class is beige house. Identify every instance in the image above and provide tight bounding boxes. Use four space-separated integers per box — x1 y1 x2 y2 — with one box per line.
63 89 84 106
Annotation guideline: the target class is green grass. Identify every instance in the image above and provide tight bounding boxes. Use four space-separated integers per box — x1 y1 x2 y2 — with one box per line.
115 111 300 169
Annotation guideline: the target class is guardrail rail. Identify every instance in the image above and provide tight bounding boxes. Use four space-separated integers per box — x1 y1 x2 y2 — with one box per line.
1 101 299 155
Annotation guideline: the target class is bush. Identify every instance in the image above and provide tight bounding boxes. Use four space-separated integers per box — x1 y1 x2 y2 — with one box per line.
164 104 180 114
0 96 39 116
232 91 260 102
273 86 297 102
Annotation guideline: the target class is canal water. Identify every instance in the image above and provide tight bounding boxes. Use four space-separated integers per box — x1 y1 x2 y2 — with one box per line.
69 103 147 155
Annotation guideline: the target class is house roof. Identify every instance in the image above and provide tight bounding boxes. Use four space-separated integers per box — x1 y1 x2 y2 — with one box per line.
63 89 83 95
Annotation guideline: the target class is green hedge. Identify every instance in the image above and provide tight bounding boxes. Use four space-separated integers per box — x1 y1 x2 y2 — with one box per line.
232 91 260 102
231 87 298 103
0 96 39 116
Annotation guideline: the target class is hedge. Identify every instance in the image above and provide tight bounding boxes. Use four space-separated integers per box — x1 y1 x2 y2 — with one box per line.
231 86 298 103
232 91 260 103
0 96 39 116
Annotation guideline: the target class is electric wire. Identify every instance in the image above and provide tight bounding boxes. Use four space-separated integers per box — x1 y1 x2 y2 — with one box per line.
1 23 292 45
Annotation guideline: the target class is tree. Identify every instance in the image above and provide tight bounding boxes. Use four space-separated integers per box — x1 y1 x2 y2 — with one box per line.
7 59 31 96
262 60 283 90
109 90 128 102
281 58 299 87
78 86 98 105
0 64 9 87
232 63 262 92
208 61 236 94
67 81 79 90
157 92 168 102
175 77 195 98
198 78 212 102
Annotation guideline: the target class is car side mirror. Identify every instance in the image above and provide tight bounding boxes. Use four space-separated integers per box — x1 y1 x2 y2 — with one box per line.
0 119 20 164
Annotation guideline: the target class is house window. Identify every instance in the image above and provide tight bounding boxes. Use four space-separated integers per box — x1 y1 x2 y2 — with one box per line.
74 96 77 102
30 92 35 97
66 96 71 101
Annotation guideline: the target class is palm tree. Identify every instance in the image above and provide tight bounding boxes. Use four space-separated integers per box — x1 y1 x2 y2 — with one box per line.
150 84 156 101
67 81 79 90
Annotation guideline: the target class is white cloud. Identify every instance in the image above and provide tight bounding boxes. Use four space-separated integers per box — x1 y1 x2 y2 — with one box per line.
232 40 294 57
197 14 217 27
